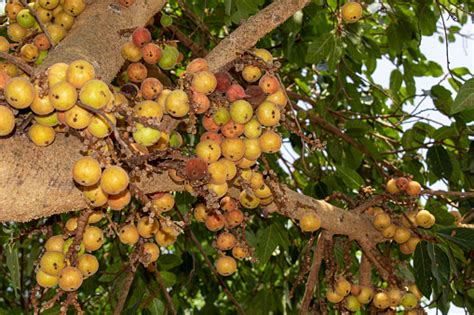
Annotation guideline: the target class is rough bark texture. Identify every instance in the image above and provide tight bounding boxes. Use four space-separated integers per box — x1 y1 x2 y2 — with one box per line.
37 0 166 82
205 0 311 72
0 135 180 222
0 0 386 243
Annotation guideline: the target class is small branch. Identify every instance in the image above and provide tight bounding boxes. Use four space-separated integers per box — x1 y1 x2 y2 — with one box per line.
0 52 34 75
175 209 245 315
299 234 326 315
155 268 177 315
165 25 208 57
357 238 393 285
359 254 371 286
422 189 474 198
113 265 136 315
76 101 132 157
19 0 55 48
352 194 386 214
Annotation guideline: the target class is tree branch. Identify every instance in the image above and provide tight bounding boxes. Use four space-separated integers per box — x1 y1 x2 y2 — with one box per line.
205 0 311 72
37 0 166 82
299 234 326 314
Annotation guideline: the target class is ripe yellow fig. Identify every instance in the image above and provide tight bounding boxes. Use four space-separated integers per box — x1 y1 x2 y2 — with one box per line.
82 184 109 207
326 289 344 303
344 295 361 312
394 227 411 244
406 180 422 196
100 166 129 195
373 292 390 309
341 2 363 23
242 65 262 82
45 235 65 252
165 89 190 118
299 212 321 232
381 224 397 239
387 288 402 307
152 193 175 213
142 242 160 263
78 254 99 277
66 59 96 88
155 226 178 247
192 71 217 94
36 269 59 288
107 189 131 211
47 63 69 86
194 203 208 222
357 286 374 304
415 210 435 229
28 124 55 147
0 106 15 136
373 212 391 230
216 255 237 276
335 277 352 297
5 77 35 109
79 79 112 109
40 251 66 276
216 232 237 251
82 226 104 251
401 293 418 310
119 224 140 245
239 191 260 209
232 244 249 260
386 178 400 194
58 266 83 291
72 156 102 186
137 217 159 238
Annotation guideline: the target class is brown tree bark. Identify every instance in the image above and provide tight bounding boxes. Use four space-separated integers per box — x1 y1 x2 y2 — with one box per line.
37 0 166 82
0 0 386 243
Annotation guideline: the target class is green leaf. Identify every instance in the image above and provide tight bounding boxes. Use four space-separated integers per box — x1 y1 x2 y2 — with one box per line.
159 271 177 287
305 33 335 65
157 254 183 271
390 69 403 93
148 298 165 315
255 223 289 265
336 164 364 189
413 241 433 298
6 242 20 298
437 228 474 251
451 78 474 114
427 243 450 286
426 145 452 180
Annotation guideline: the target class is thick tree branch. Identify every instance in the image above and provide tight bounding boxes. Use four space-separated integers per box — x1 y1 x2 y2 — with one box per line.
37 0 166 82
205 0 311 72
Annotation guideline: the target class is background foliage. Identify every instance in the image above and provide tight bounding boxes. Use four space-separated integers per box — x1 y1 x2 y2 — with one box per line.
1 0 473 314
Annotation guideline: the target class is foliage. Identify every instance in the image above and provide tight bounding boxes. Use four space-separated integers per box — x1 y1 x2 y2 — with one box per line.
0 0 473 314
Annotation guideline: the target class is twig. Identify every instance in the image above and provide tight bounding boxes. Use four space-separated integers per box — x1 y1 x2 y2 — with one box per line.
165 25 208 57
19 0 55 48
357 238 394 285
359 254 371 286
175 209 245 315
76 101 132 156
67 209 92 265
113 265 136 315
422 189 474 198
352 194 387 214
155 268 177 315
299 234 326 315
0 51 34 75
436 0 460 87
